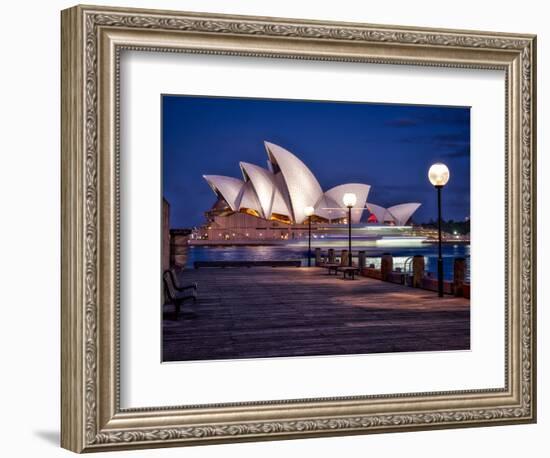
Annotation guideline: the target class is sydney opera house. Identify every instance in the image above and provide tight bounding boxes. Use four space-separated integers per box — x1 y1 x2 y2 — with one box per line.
193 141 421 243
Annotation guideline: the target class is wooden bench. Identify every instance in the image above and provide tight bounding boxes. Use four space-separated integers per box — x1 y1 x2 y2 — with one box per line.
163 270 197 320
337 266 361 280
166 268 197 293
194 260 301 269
320 262 342 275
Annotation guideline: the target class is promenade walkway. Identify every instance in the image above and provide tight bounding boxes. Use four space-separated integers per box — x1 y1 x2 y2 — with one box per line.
162 267 470 362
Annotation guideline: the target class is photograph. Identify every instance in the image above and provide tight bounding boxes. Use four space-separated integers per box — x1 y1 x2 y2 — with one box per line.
57 3 536 452
161 95 472 362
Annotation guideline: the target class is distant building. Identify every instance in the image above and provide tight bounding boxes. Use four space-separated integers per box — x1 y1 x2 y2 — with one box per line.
195 141 421 241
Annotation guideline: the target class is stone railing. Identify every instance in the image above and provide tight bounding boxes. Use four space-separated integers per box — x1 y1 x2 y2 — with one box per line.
314 248 469 298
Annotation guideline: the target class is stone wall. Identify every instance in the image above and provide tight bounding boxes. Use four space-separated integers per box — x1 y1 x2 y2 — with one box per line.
170 229 191 268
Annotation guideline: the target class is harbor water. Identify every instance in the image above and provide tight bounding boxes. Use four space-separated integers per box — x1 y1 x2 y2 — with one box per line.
182 240 470 281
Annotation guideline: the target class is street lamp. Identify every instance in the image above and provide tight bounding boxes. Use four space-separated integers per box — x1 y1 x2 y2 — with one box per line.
304 206 315 267
428 163 450 297
342 193 357 267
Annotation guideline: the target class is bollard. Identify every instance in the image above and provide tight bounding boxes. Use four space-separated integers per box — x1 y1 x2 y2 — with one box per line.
412 255 425 288
340 250 349 266
358 251 366 268
381 253 393 281
328 248 335 263
453 257 466 297
315 248 322 266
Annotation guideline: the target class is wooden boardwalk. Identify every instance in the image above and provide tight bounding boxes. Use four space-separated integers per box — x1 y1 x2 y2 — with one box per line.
162 267 470 362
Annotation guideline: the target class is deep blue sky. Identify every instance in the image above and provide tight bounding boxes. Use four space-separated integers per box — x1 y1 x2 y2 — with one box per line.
162 95 470 228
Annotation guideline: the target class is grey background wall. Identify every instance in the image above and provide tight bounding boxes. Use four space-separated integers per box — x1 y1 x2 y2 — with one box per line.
0 0 546 456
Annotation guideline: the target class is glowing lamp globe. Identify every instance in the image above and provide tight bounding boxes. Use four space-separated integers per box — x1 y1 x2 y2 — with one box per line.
304 206 315 217
342 193 357 208
428 163 450 187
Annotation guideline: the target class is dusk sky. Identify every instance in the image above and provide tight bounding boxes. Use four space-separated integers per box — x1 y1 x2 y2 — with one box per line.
162 95 470 228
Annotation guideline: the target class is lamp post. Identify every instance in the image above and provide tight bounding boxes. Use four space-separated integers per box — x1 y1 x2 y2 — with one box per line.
428 163 450 297
304 206 315 267
342 193 357 267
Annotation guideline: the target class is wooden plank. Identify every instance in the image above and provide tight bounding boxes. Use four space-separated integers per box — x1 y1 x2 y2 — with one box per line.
163 267 470 361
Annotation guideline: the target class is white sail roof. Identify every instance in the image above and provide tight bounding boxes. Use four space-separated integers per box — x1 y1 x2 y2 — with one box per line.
203 175 244 211
324 183 371 223
271 172 293 218
366 203 394 224
239 162 291 220
313 194 344 221
237 180 263 216
264 141 323 224
203 142 420 226
387 203 421 226
366 202 421 225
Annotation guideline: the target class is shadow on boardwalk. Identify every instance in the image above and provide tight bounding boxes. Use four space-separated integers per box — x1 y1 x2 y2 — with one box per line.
162 267 470 362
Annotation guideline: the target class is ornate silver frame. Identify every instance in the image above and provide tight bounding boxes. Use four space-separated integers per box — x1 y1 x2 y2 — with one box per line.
61 4 537 453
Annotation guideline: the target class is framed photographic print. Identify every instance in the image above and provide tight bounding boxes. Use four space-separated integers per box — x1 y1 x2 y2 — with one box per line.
61 4 537 453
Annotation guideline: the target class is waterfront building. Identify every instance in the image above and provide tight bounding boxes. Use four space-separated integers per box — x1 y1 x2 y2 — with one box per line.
194 141 421 242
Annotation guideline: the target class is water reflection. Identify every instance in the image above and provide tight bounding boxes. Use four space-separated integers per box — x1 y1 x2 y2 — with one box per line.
183 243 470 281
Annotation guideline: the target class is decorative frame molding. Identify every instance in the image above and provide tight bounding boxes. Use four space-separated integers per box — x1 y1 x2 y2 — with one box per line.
61 4 536 453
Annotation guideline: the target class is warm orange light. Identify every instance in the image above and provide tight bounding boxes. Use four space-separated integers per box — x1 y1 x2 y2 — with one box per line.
240 208 261 218
270 213 292 224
